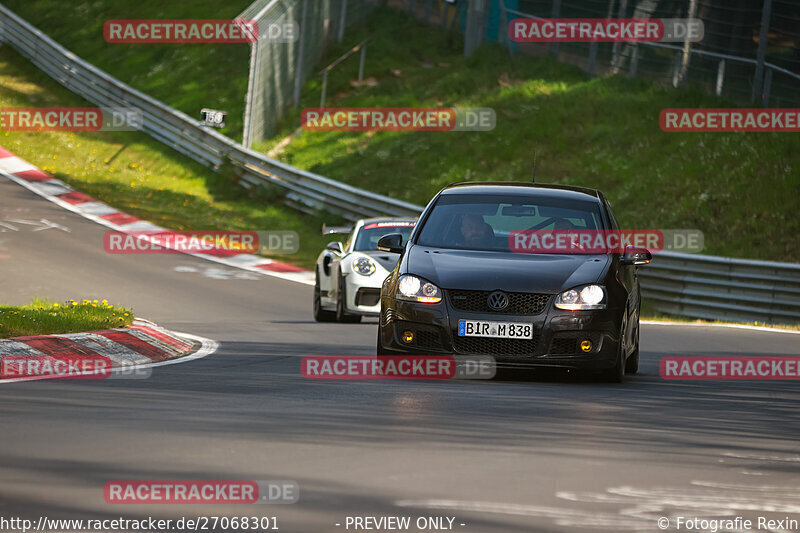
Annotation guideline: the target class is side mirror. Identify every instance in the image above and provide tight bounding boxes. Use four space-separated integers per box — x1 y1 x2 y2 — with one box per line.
621 246 652 265
326 241 343 253
377 233 404 254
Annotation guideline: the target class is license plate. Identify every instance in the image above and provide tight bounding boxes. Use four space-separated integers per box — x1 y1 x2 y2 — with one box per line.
458 319 533 339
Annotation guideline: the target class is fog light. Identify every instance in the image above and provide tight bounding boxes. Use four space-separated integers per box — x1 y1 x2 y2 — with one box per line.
580 339 593 352
402 330 414 344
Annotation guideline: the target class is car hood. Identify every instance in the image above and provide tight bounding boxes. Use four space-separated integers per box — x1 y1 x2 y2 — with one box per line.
406 246 610 293
355 250 401 273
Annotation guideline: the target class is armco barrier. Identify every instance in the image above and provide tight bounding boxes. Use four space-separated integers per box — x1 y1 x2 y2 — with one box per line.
0 4 423 221
1 5 798 326
640 252 800 325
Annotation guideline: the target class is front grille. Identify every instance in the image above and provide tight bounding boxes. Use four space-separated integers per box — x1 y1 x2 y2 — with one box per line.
549 336 579 355
448 290 550 315
453 333 538 356
355 287 381 307
416 329 443 350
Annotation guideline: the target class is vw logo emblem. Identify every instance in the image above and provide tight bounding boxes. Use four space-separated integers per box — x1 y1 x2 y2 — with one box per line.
487 291 509 311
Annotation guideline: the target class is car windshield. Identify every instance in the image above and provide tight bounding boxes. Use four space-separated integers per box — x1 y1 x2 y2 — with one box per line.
352 221 415 252
416 194 604 252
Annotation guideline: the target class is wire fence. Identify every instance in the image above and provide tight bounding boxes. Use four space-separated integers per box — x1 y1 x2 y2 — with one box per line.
396 0 800 107
240 0 377 148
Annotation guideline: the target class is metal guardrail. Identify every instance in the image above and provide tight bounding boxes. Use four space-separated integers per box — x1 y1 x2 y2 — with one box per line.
0 4 423 222
1 5 799 325
641 252 800 325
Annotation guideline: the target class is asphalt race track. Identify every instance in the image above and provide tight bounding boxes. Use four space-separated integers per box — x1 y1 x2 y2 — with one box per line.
1 175 799 532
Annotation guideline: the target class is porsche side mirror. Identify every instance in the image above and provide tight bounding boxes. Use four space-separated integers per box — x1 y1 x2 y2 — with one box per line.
621 246 652 265
326 241 343 253
377 233 404 254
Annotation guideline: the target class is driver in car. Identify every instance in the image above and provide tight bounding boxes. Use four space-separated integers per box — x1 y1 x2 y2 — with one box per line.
553 218 585 251
458 214 494 248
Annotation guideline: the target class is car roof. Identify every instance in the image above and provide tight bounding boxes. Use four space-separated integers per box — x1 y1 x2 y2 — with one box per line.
440 182 603 202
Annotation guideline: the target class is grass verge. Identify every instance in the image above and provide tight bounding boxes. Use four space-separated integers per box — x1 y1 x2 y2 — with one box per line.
3 5 797 262
1 0 253 140
0 299 134 339
260 9 800 262
0 46 332 269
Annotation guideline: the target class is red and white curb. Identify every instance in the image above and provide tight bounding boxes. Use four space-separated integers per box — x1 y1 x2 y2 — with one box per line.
0 145 314 285
0 318 218 383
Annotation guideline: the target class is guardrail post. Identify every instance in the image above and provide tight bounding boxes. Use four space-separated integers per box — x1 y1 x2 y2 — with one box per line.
677 0 698 85
499 0 511 54
715 59 725 96
464 0 487 57
672 51 682 87
293 0 309 108
752 0 773 102
587 42 597 76
358 43 367 82
762 68 773 107
611 0 628 71
337 0 348 43
549 0 561 58
628 44 639 78
320 70 329 107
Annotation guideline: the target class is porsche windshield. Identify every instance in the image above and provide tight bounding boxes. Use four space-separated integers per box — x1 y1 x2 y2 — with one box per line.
416 194 604 252
353 222 415 251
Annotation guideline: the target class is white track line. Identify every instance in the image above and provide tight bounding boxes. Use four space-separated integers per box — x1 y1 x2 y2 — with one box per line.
0 167 314 286
641 320 800 335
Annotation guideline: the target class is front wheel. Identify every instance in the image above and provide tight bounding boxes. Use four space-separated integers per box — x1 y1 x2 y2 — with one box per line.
625 320 640 375
600 315 626 383
313 269 336 322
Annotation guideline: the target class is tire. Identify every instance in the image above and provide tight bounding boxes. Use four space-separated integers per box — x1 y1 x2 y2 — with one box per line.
336 275 362 323
601 314 626 383
625 320 640 375
313 269 336 322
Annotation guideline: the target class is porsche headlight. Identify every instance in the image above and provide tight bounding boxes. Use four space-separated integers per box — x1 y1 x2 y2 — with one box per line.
555 285 606 310
352 256 376 276
396 275 442 304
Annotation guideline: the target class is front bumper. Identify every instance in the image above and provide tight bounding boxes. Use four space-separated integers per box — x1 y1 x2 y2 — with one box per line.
344 274 382 316
379 295 623 371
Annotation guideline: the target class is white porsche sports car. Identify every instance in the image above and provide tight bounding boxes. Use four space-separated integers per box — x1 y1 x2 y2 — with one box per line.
313 217 416 322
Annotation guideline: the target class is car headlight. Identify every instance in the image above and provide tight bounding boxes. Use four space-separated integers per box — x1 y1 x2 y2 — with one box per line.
554 285 606 310
352 256 376 276
396 275 442 304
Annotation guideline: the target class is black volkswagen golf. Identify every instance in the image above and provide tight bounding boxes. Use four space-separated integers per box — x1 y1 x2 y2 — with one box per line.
376 182 652 382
